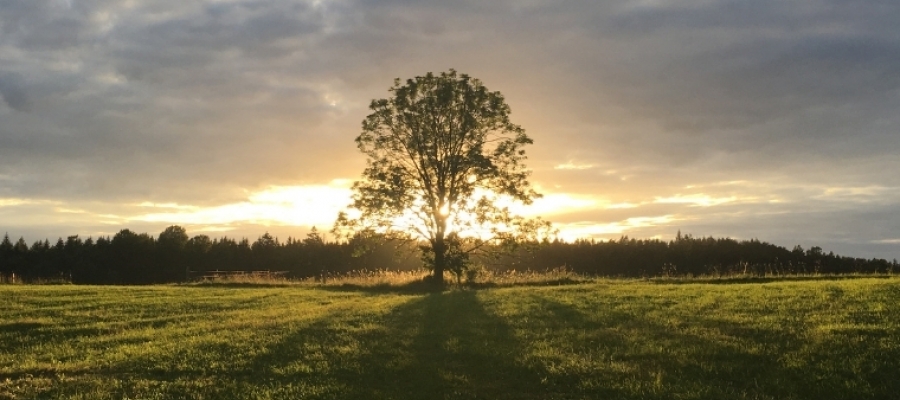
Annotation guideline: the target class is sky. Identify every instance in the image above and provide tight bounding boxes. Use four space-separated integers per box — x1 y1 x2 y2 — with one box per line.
1 0 898 260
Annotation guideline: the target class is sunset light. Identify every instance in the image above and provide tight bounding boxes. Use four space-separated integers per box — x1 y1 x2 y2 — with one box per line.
3 2 900 398
134 181 353 228
553 215 678 242
0 0 895 264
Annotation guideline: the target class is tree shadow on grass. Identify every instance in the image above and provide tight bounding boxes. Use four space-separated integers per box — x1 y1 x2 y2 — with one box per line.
235 291 555 399
314 280 443 295
354 291 554 399
48 291 556 398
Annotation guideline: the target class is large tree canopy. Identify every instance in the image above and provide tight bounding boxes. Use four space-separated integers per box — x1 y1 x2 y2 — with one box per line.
335 70 550 284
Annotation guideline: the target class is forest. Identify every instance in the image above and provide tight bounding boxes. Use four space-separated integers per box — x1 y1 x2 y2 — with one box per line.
1 226 896 284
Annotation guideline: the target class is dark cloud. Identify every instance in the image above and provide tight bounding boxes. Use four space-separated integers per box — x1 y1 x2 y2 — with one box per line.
0 73 31 111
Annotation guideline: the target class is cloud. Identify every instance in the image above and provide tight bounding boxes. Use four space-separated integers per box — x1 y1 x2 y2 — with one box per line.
654 194 738 207
0 73 31 111
0 0 897 259
554 215 679 242
554 162 596 171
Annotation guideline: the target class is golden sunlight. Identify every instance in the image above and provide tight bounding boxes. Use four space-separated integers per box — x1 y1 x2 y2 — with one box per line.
554 215 677 242
133 180 353 228
509 193 598 216
653 194 737 207
126 181 655 242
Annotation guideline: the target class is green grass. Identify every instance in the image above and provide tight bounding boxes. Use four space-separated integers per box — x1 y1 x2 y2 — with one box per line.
2 277 899 399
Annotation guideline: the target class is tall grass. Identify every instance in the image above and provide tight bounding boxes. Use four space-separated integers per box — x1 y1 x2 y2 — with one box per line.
0 273 21 284
0 273 72 285
185 267 895 289
184 267 589 290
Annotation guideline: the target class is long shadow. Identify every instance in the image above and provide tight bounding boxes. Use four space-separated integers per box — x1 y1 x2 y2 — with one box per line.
510 295 636 398
0 291 332 391
9 286 898 399
0 321 43 333
314 280 444 295
0 316 197 358
524 294 800 398
526 293 899 399
10 303 362 399
0 292 287 355
348 291 552 399
229 291 553 399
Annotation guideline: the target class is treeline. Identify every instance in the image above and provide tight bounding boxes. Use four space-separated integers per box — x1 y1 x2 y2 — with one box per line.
517 233 898 277
0 227 896 284
0 226 419 284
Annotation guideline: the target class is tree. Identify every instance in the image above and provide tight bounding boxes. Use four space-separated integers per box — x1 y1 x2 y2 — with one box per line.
111 229 155 283
0 233 12 277
158 225 189 249
252 232 279 251
303 227 325 247
158 225 189 282
186 235 213 254
335 70 550 285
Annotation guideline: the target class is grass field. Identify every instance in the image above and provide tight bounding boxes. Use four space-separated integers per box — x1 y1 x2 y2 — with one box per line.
2 276 899 399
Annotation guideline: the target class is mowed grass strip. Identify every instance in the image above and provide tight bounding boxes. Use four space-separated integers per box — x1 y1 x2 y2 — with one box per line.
1 277 898 399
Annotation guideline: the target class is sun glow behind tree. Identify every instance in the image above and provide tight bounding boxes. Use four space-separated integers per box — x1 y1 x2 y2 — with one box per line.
123 183 598 239
334 70 555 284
343 189 559 242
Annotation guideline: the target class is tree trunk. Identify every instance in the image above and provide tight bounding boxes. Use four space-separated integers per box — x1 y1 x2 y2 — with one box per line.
431 238 446 286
